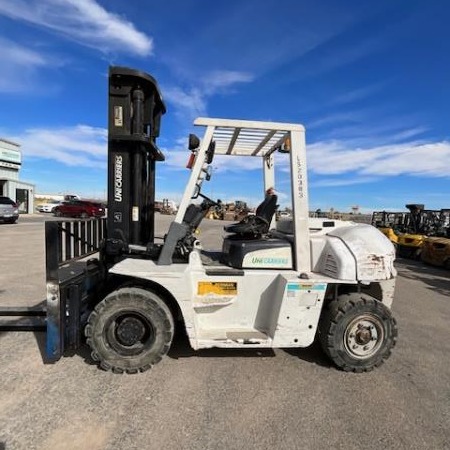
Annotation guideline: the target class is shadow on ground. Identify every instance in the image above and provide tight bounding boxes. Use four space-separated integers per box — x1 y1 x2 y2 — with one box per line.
168 328 333 368
396 258 450 296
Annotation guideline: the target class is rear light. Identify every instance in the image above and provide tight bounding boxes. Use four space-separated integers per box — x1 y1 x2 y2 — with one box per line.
186 152 196 169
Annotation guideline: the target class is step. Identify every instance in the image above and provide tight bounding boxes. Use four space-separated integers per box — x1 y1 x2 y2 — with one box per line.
198 328 268 342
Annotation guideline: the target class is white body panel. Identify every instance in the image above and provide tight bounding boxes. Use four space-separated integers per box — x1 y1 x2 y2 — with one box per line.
110 250 329 349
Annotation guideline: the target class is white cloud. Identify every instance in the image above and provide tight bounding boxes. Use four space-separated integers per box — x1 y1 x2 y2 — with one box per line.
163 87 207 122
164 70 254 123
0 38 48 92
388 127 428 142
8 125 107 168
331 82 387 105
308 111 428 147
308 111 362 129
301 36 384 79
202 70 254 94
7 123 450 192
163 129 450 184
310 176 380 188
308 140 450 177
0 0 152 56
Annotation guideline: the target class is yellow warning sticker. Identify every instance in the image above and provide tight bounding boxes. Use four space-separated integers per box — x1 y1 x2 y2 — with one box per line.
197 281 237 296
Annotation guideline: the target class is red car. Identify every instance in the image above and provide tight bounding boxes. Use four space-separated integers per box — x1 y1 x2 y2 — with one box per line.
53 200 105 218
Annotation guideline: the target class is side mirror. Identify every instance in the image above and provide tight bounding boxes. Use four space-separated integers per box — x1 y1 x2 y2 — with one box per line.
189 134 200 150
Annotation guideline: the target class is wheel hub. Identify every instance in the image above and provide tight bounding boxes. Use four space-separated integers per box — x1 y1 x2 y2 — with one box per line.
116 317 146 346
344 315 384 359
355 327 372 345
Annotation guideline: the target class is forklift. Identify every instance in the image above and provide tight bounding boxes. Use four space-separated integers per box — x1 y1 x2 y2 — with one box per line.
0 66 398 374
371 210 407 246
396 204 441 259
421 209 450 269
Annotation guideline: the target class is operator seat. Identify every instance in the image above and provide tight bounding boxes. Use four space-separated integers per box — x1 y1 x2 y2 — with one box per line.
224 194 278 237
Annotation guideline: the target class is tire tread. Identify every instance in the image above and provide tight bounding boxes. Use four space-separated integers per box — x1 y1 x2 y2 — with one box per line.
84 287 174 374
319 292 397 372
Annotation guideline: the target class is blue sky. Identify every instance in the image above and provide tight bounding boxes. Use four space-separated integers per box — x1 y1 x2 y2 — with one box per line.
0 0 449 212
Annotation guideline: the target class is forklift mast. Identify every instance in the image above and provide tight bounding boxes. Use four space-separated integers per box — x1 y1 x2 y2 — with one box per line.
106 66 166 255
405 204 425 234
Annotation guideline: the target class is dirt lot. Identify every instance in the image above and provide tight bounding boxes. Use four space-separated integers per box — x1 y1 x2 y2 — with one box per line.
0 214 449 450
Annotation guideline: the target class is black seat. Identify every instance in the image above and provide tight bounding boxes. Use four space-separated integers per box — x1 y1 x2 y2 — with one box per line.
224 194 278 236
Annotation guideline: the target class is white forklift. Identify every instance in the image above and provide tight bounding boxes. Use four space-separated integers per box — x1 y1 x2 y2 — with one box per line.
100 115 398 373
0 67 397 373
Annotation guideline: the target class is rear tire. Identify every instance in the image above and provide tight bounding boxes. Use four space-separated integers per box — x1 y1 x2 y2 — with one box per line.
54 209 62 217
319 293 397 372
85 287 174 374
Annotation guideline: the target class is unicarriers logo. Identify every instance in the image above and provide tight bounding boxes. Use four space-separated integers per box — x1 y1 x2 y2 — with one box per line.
114 155 123 202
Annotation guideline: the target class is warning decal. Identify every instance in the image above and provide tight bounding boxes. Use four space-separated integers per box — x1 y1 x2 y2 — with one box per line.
286 283 326 296
197 282 237 296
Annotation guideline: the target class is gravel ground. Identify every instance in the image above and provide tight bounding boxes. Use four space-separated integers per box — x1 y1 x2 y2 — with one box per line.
0 214 449 450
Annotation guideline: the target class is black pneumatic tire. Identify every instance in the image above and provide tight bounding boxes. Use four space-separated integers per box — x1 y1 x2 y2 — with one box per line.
85 287 174 374
318 293 397 372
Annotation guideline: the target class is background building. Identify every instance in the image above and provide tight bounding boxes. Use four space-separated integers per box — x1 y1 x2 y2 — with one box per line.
0 138 34 213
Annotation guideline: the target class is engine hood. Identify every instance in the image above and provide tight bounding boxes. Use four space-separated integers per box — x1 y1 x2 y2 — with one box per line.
327 224 396 280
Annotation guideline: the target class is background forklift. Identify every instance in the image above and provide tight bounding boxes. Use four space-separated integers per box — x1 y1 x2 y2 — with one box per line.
396 204 441 258
0 66 398 374
371 210 407 247
421 209 450 269
160 198 177 215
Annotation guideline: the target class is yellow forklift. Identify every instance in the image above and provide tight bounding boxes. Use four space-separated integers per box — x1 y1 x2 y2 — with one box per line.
371 211 407 247
396 204 441 259
421 209 450 269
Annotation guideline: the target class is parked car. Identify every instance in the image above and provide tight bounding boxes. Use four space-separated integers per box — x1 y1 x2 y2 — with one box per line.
37 200 62 213
277 211 291 219
53 200 105 218
0 196 19 224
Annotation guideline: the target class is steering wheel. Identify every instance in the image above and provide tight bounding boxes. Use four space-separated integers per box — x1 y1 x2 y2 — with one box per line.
197 192 220 207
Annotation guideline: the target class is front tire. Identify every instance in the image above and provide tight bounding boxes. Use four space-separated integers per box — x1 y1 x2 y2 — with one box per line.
319 293 397 372
85 287 174 374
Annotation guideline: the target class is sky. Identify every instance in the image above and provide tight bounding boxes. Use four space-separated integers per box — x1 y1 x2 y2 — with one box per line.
0 0 449 212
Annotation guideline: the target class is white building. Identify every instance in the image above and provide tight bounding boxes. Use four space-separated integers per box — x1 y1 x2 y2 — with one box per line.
0 138 35 214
